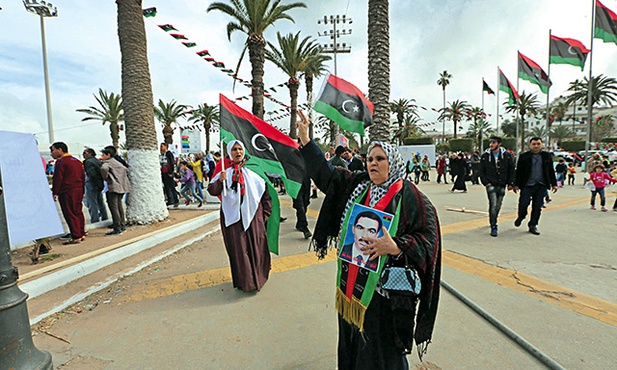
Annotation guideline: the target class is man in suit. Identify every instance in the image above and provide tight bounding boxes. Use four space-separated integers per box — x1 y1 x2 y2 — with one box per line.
513 137 558 235
339 211 382 272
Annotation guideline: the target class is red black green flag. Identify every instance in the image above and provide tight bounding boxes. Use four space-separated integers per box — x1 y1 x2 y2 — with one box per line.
158 24 177 32
596 0 617 45
518 52 552 94
142 7 157 18
170 33 187 40
483 79 495 95
313 74 374 135
499 69 519 106
549 35 590 70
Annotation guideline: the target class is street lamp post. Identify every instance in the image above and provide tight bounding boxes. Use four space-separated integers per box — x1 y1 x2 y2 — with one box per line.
0 167 53 369
23 0 58 144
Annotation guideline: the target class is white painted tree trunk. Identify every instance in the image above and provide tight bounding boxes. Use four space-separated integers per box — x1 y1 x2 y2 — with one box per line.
126 149 168 224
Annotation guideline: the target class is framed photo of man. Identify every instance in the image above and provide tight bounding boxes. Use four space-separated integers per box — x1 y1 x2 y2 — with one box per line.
338 204 394 272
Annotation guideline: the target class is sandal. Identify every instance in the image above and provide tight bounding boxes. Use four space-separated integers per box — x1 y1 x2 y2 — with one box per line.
62 237 84 245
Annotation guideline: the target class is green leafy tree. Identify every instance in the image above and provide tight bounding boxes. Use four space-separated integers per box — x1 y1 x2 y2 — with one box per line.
438 99 469 139
188 103 219 153
265 31 320 138
76 88 123 149
367 0 391 141
465 107 493 150
550 125 575 147
500 119 518 138
592 114 615 142
390 98 418 128
154 99 187 145
392 115 424 145
207 0 307 119
503 91 541 151
566 74 617 108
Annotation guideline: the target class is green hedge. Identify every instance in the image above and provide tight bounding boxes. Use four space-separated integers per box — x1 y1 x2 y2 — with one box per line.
481 136 516 151
403 137 434 145
601 137 617 143
435 143 449 154
448 138 474 153
560 140 586 152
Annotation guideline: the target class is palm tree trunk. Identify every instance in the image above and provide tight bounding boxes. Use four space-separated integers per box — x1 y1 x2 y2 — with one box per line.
442 88 446 142
367 0 391 142
520 118 526 152
248 35 265 119
288 80 299 139
117 0 168 224
306 75 314 140
111 121 120 149
205 125 211 153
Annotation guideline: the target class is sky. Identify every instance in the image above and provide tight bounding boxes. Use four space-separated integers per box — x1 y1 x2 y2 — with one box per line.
1 0 617 152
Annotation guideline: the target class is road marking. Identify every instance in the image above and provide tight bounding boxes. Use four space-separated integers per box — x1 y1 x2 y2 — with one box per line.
121 195 617 328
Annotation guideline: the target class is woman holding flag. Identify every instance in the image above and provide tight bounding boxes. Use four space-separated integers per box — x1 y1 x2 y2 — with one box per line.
207 140 272 292
297 111 441 369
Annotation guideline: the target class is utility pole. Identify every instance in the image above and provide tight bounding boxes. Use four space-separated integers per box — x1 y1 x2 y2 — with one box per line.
317 15 353 145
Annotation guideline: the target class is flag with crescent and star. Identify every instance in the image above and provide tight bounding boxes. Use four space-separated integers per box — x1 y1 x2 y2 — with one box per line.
518 52 552 94
549 35 590 71
313 74 374 135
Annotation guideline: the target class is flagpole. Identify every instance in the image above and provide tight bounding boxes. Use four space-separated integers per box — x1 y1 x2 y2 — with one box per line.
584 0 596 173
496 67 500 136
516 50 521 154
481 78 485 152
546 29 552 148
221 140 226 196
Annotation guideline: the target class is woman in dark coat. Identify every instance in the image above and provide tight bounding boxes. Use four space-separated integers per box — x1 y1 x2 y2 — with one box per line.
207 140 272 292
297 112 441 369
450 153 468 192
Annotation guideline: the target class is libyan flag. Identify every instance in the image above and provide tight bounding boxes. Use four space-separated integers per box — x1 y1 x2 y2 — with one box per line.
549 35 590 70
313 74 374 135
219 94 306 253
483 79 494 95
518 52 552 94
499 69 520 106
596 0 617 45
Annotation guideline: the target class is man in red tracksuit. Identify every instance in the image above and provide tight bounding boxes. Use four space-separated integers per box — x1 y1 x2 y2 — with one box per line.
50 142 86 244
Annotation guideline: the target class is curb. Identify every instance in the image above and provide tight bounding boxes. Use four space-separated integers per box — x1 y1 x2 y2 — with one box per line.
22 212 220 301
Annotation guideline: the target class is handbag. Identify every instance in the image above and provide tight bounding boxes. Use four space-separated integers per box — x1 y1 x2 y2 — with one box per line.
380 254 421 295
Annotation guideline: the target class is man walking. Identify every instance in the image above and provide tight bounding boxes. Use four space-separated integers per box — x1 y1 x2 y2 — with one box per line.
101 146 130 236
513 137 558 235
160 143 178 207
50 142 86 244
478 136 515 237
82 148 108 224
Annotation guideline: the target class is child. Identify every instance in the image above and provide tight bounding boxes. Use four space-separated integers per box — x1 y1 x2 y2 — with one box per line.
567 162 576 185
175 161 203 207
588 164 617 211
412 162 422 184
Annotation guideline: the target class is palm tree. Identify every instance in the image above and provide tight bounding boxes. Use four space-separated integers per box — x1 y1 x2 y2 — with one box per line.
438 99 470 139
503 92 541 151
466 107 491 150
566 74 617 108
188 103 219 153
117 0 168 224
76 89 124 149
550 125 575 147
207 0 307 119
593 114 615 142
154 99 187 145
390 98 418 129
367 0 391 141
265 31 320 138
392 115 424 145
315 115 336 146
303 51 330 139
549 100 569 146
437 70 452 140
528 126 548 142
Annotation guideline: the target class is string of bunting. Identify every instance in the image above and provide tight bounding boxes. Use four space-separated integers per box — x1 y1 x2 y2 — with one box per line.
143 7 297 115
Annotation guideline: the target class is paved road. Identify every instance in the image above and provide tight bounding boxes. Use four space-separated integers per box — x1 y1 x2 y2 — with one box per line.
31 179 617 369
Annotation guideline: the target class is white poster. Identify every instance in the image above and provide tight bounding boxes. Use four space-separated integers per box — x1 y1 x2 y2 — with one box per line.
0 131 64 245
398 145 436 167
181 129 202 154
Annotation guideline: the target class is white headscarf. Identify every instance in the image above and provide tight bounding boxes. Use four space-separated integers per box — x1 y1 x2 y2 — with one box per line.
212 140 266 230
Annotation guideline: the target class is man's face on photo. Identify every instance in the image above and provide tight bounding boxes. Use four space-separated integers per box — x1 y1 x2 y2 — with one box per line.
353 217 380 248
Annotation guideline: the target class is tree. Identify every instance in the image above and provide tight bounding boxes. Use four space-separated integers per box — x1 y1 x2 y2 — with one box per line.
392 115 424 145
367 0 391 141
503 91 541 152
592 114 615 142
500 119 518 138
207 0 307 119
188 103 219 153
315 115 336 146
438 99 470 139
117 0 168 224
528 126 548 141
549 100 569 146
550 125 575 147
265 31 320 138
154 99 187 145
437 70 452 139
465 107 493 150
302 50 330 139
566 74 617 108
390 98 418 128
76 88 124 149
